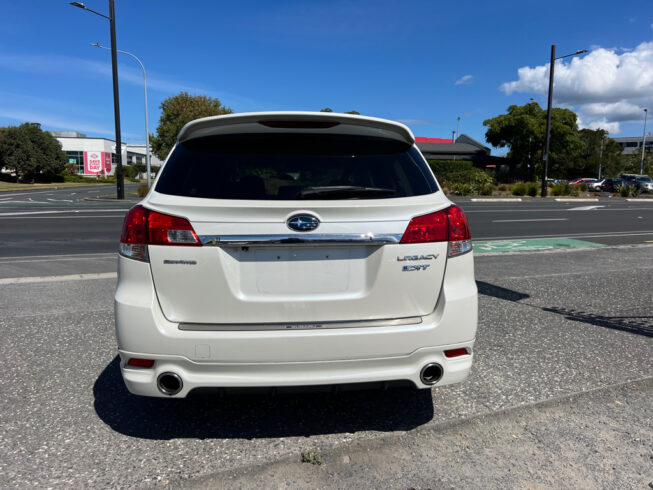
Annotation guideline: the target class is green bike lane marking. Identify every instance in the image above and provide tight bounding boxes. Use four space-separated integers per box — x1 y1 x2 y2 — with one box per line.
473 237 604 253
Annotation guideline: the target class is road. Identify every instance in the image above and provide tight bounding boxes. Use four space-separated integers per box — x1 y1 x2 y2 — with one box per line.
0 239 651 487
1 186 652 258
0 188 653 488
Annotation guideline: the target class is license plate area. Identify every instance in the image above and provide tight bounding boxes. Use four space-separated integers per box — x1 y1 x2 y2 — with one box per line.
229 246 367 295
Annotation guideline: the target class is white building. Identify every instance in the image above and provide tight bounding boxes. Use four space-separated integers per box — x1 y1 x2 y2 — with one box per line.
50 131 162 177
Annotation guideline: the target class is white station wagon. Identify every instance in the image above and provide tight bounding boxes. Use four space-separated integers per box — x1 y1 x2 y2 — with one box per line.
115 112 478 397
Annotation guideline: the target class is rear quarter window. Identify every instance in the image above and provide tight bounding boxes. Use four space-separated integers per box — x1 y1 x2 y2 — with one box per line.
155 133 438 200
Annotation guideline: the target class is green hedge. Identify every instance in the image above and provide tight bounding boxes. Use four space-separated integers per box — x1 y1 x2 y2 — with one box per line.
428 160 494 195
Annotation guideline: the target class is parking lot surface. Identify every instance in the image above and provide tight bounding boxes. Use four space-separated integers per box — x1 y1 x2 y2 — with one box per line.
1 244 651 487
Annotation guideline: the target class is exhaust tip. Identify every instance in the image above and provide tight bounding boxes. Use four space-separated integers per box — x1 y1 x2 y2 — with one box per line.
420 363 443 386
157 372 183 396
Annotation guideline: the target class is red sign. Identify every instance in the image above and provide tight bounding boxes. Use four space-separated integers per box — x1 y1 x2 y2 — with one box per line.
84 151 103 174
103 153 112 173
84 152 112 175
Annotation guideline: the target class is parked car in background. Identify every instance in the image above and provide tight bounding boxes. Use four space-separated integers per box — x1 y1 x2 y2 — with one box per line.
621 174 647 187
633 176 653 193
570 178 597 186
588 179 604 191
600 178 627 192
115 111 478 398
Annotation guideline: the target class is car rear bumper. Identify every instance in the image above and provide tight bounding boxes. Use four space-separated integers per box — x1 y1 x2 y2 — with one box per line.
118 344 474 397
114 252 478 397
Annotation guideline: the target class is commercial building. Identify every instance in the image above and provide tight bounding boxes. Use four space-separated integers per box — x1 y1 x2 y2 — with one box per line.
415 134 504 166
50 131 162 177
612 136 653 155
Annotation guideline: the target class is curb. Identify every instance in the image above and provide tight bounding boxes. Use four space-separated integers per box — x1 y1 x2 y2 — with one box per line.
554 198 599 202
469 198 522 202
83 197 139 203
626 198 653 202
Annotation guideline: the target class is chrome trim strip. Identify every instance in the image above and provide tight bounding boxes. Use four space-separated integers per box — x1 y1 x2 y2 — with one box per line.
199 233 403 247
179 316 421 331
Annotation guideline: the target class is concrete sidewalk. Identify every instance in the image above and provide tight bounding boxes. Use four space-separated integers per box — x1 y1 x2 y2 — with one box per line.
167 378 653 489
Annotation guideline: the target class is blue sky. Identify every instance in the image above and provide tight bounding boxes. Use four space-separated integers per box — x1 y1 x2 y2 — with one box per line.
1 0 652 152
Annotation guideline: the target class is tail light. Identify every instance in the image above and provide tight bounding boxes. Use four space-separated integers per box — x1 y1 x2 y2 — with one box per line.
119 205 200 261
400 205 472 257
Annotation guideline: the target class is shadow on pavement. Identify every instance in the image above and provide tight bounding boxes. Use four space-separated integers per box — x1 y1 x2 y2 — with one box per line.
542 307 653 338
476 281 530 302
478 280 653 339
94 357 434 440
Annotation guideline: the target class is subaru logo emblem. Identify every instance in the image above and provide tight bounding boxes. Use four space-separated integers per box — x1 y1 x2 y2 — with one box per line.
287 214 320 232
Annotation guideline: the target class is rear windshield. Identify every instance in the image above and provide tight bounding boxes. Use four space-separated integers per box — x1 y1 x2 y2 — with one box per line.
155 133 438 200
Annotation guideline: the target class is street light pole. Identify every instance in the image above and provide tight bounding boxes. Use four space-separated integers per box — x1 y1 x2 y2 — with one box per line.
90 43 151 187
70 1 124 199
541 45 556 198
540 45 587 197
456 116 461 141
641 108 648 175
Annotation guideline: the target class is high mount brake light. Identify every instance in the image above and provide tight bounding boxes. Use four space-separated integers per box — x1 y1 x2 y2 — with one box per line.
119 205 200 261
400 205 472 257
258 121 340 129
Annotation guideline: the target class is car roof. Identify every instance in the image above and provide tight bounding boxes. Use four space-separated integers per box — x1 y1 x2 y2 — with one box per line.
176 111 415 146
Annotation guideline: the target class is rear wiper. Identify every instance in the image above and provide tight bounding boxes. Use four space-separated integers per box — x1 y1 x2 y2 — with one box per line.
297 186 397 199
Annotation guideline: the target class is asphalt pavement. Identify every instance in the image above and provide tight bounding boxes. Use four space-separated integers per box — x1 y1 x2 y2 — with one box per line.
1 244 651 487
1 186 652 258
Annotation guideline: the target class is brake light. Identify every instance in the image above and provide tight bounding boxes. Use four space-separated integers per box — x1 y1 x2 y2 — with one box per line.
400 205 472 257
119 205 200 261
259 120 340 129
127 358 155 368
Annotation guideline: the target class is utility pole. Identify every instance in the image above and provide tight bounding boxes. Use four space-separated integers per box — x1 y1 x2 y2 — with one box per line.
541 45 556 198
452 131 456 161
70 1 124 199
641 108 648 175
108 0 124 199
540 45 587 197
598 133 604 180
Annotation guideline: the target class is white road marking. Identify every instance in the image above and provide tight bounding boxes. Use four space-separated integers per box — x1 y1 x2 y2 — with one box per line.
0 256 116 264
0 252 116 260
47 198 73 202
0 209 127 216
554 198 599 202
470 198 522 202
0 200 54 205
492 218 568 223
0 215 126 219
0 272 117 285
465 207 653 213
568 205 606 211
476 230 653 240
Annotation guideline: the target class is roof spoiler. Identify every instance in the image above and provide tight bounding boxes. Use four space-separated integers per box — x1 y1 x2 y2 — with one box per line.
177 112 415 146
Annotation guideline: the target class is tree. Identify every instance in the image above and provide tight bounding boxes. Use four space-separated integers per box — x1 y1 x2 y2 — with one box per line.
320 108 360 114
577 129 622 178
0 122 66 181
150 92 233 160
483 102 583 180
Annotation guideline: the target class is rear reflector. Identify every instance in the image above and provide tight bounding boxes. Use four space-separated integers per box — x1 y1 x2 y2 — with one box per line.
127 358 155 368
258 120 340 129
119 205 200 261
444 348 469 358
400 205 472 257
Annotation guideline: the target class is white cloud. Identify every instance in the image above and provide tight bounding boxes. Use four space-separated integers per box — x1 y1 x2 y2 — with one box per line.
500 41 653 133
455 74 473 86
